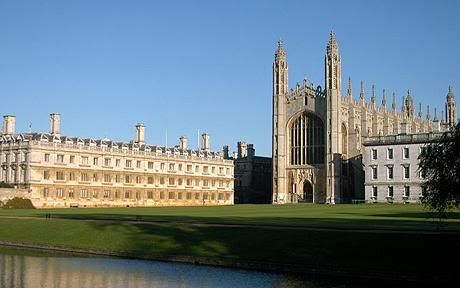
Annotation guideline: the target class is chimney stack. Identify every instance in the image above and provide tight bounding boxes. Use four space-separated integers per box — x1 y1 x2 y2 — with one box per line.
247 144 255 158
179 136 188 150
237 141 247 159
201 133 210 151
223 145 229 159
135 123 145 144
2 115 16 135
50 113 61 135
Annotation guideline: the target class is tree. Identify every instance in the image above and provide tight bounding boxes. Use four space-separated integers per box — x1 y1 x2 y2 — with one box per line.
418 123 460 217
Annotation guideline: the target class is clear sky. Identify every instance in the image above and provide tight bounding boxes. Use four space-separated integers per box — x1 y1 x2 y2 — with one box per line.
0 0 459 156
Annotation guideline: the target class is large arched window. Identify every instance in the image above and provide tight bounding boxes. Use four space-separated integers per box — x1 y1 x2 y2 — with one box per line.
289 112 324 165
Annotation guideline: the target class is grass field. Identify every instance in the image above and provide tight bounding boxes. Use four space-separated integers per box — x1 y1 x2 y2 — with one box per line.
1 203 459 231
0 204 458 283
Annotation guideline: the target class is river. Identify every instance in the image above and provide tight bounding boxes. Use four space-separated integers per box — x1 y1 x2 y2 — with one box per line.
0 246 367 288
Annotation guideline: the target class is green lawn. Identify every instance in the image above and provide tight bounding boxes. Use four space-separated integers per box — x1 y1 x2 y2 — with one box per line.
1 203 459 231
0 204 458 283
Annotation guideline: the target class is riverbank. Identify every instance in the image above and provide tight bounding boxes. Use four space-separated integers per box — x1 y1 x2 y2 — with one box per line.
0 204 458 284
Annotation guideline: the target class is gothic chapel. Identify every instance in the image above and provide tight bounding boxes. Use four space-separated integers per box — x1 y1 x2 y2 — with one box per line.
272 32 457 204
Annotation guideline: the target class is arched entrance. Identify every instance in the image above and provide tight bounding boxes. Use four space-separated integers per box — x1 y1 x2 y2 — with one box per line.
303 181 313 203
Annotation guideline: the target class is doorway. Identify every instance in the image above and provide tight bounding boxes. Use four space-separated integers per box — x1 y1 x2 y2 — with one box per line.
303 181 313 203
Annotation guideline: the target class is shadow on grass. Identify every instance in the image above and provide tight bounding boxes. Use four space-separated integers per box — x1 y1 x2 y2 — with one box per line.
0 212 458 284
78 218 458 284
369 211 460 219
32 212 460 232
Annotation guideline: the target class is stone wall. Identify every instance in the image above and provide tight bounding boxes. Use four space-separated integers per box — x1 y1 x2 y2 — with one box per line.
0 188 31 205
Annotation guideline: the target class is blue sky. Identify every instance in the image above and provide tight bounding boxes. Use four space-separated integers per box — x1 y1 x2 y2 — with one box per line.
0 0 459 156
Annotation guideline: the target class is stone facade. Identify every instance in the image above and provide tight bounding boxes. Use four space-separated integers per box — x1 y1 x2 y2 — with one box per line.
0 114 234 208
272 32 457 204
363 132 444 203
227 142 272 204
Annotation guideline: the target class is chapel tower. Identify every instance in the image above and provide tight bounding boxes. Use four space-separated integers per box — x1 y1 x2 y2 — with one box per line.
272 40 288 203
325 31 342 203
445 86 457 128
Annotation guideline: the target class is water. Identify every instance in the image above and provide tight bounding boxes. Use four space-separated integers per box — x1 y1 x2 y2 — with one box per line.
0 246 363 288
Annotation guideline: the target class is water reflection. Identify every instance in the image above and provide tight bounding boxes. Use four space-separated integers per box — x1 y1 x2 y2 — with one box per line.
0 247 353 288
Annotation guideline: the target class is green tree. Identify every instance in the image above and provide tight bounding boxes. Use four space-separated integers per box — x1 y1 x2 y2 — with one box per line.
419 123 460 217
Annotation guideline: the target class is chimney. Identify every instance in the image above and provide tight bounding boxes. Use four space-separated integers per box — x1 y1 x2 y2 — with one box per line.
2 115 16 135
201 133 210 151
49 113 61 135
237 141 247 159
135 123 145 144
179 136 188 150
223 145 229 159
247 144 255 158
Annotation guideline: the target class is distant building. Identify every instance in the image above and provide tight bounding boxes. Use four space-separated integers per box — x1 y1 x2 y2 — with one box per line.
224 142 272 204
0 113 234 208
363 131 444 203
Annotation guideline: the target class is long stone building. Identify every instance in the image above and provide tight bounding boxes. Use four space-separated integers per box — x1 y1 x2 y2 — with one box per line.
272 32 457 204
0 114 234 208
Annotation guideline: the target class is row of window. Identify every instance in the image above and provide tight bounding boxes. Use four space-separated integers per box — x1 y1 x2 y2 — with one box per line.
43 153 231 175
1 152 27 163
43 170 231 188
43 188 231 201
371 186 412 198
370 147 411 161
370 165 414 180
1 167 26 183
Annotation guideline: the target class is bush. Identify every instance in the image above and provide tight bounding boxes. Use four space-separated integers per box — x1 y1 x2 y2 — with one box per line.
2 197 35 209
0 182 15 188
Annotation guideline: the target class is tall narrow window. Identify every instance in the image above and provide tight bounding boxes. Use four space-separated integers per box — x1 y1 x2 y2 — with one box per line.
387 166 393 179
387 148 393 160
404 186 410 197
372 186 377 198
403 147 410 159
371 149 378 160
372 167 378 180
403 166 410 179
387 186 394 198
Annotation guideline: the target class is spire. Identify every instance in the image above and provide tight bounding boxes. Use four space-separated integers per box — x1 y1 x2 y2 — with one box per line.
441 110 445 123
447 85 454 100
401 95 406 114
392 91 396 112
382 89 387 108
275 38 286 62
359 80 365 102
325 31 341 91
418 102 422 118
434 107 438 121
371 84 376 107
347 77 352 98
327 30 339 55
426 105 431 120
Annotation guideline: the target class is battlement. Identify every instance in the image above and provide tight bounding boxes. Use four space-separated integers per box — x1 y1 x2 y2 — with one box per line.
288 78 325 99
